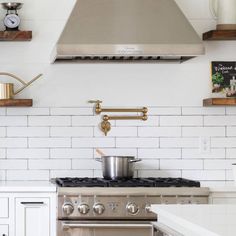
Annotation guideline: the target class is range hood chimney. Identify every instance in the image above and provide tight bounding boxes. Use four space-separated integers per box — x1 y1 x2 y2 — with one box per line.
51 0 205 63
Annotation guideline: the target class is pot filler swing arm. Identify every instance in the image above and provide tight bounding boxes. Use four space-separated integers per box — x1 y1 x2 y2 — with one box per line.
88 100 148 135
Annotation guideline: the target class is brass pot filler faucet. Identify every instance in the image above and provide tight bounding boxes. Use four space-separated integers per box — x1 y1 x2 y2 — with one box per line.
88 100 148 135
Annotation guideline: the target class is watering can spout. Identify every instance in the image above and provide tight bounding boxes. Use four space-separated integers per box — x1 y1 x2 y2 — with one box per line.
0 72 43 99
14 73 43 95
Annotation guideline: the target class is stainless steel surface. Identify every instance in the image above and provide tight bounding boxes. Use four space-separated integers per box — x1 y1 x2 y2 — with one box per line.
62 201 74 215
51 0 205 62
57 189 209 220
95 156 142 179
153 222 184 236
1 2 23 10
58 220 153 236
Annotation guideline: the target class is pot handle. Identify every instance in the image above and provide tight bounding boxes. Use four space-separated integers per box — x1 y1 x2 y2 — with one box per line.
129 158 142 163
95 158 102 162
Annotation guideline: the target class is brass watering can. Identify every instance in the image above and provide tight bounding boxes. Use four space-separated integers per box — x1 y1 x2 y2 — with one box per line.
0 72 42 99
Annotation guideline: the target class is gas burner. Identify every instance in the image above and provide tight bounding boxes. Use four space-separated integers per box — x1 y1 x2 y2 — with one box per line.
55 177 200 188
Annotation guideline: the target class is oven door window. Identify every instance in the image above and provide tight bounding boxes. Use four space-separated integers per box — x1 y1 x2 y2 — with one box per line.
59 221 153 236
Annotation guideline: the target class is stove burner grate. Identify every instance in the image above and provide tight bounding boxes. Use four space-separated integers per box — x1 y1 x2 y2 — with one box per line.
55 177 200 188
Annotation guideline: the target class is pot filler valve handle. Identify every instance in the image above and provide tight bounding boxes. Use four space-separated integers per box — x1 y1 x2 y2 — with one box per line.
101 116 111 136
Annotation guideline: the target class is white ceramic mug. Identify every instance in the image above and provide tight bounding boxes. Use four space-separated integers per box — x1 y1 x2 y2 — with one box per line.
210 0 236 30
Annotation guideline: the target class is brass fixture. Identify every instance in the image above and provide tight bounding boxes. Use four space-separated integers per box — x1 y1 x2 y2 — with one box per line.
89 100 148 135
0 72 42 99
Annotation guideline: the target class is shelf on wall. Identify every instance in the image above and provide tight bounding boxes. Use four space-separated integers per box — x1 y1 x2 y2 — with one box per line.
0 31 32 41
0 99 33 107
203 98 236 106
203 30 236 40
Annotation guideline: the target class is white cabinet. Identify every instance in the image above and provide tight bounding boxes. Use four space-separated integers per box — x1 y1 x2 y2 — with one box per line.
15 198 50 236
209 191 236 204
0 225 8 236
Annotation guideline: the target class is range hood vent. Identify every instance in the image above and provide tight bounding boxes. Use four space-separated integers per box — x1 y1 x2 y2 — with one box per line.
51 0 205 63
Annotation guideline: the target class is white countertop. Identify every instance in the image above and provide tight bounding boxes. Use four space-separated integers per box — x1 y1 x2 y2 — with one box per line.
0 181 56 192
151 204 236 236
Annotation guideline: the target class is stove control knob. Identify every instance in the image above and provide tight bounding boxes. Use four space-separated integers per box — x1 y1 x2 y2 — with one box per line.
145 204 152 213
93 203 105 215
78 204 90 215
126 203 139 215
63 202 74 215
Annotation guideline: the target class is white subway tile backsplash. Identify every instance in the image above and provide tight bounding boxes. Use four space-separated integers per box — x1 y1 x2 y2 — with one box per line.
50 170 93 178
0 116 27 126
51 127 93 137
182 127 225 137
182 170 226 181
182 107 225 115
204 159 236 170
72 159 100 170
0 160 27 169
138 149 181 159
138 127 181 137
51 148 93 159
226 127 236 137
160 116 203 126
160 138 198 148
204 116 236 126
94 127 137 137
51 107 93 115
7 127 49 137
29 138 71 148
7 107 50 116
0 105 235 183
0 108 6 116
7 148 49 159
116 138 159 148
160 160 203 170
72 116 103 126
7 170 50 181
182 148 225 159
135 160 159 170
0 138 27 148
211 138 236 148
0 149 5 159
72 138 115 148
148 107 181 115
138 170 181 178
29 116 71 126
226 149 236 158
226 107 236 115
29 159 71 169
0 128 6 137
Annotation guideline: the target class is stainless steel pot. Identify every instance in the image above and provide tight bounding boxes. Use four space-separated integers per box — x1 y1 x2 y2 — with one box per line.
95 156 142 180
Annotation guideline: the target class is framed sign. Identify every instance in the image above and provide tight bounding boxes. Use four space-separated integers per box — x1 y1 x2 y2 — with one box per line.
211 61 236 97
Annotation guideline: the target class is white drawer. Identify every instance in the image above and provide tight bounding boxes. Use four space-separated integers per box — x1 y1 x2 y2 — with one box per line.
0 198 8 218
0 225 8 236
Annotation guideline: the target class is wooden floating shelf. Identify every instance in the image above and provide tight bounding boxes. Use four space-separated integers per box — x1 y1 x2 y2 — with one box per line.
203 30 236 40
0 99 33 107
203 98 236 106
0 31 32 41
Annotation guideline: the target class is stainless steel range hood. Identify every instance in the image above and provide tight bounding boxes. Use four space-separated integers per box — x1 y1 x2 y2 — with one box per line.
51 0 205 63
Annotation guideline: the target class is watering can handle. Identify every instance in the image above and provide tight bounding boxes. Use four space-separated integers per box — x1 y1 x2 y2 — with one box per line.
0 72 42 95
209 0 218 18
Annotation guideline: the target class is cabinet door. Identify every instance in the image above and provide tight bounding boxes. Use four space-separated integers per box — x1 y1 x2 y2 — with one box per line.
15 198 50 236
212 197 236 204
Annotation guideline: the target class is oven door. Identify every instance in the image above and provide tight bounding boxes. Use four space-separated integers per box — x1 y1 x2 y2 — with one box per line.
58 220 154 236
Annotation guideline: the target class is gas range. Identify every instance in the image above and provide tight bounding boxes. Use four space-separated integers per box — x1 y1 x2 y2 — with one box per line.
55 177 209 220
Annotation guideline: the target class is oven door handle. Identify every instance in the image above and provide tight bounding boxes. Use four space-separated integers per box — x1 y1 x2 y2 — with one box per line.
63 223 153 229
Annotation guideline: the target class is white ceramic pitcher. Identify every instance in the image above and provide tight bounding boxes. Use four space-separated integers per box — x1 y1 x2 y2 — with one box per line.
210 0 236 30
